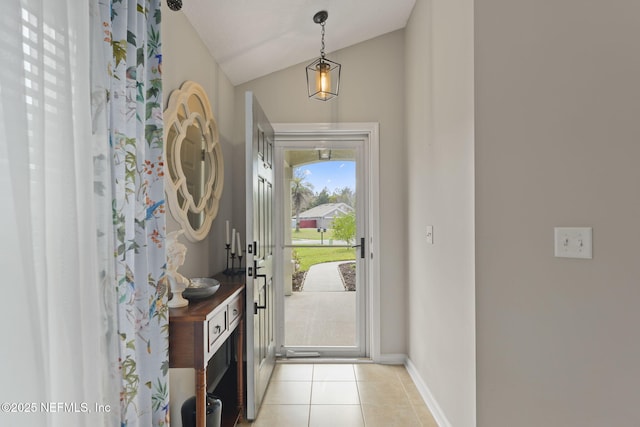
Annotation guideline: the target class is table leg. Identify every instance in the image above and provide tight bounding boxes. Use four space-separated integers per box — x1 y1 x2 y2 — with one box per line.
195 367 207 427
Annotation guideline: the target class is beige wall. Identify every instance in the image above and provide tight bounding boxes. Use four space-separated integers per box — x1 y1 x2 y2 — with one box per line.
162 5 236 278
235 30 408 355
162 8 238 426
476 1 640 426
405 0 476 426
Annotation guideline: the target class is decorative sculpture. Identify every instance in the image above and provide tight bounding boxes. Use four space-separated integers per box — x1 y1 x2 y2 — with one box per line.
166 230 189 308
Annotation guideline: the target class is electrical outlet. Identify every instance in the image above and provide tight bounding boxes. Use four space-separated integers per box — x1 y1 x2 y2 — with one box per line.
554 227 592 259
426 225 434 245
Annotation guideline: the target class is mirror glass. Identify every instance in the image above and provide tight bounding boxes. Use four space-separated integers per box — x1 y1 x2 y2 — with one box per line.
164 81 224 241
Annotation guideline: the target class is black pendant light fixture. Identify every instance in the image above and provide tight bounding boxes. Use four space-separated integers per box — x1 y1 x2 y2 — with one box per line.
306 11 341 101
167 0 182 11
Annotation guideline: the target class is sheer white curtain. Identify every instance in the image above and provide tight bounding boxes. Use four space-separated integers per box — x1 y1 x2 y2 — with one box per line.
0 1 118 426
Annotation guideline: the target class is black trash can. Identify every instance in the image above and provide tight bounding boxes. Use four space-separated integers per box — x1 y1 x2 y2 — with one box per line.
181 393 222 427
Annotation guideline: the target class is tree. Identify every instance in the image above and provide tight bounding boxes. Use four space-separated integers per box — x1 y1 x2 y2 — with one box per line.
310 187 331 208
332 186 355 208
291 170 314 231
332 211 356 245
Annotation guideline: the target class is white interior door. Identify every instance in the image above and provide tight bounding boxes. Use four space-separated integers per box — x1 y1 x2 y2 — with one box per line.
245 92 276 420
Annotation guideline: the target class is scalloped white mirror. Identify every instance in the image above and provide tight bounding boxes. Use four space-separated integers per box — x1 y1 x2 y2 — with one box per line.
164 81 224 242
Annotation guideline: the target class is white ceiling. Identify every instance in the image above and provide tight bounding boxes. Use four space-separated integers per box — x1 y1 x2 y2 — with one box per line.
181 0 416 86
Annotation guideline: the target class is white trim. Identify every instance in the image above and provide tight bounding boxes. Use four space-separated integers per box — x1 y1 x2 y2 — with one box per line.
374 353 407 365
272 122 381 360
405 358 453 427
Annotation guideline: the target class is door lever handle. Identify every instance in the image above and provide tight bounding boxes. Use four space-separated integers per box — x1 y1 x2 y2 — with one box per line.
253 260 267 314
254 301 266 314
253 261 267 315
254 261 266 278
351 237 365 259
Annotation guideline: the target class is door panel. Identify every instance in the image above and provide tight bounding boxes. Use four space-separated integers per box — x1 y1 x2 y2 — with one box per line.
245 92 275 420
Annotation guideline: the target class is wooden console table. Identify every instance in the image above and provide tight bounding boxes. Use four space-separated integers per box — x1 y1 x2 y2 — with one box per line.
169 276 245 427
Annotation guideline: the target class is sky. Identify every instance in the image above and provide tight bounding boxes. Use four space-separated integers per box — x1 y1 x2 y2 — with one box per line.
296 161 356 194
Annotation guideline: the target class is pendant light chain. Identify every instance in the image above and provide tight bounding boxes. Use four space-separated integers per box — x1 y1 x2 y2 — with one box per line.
320 22 326 60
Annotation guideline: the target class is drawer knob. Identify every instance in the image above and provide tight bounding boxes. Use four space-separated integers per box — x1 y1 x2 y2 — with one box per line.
232 309 238 316
214 325 221 333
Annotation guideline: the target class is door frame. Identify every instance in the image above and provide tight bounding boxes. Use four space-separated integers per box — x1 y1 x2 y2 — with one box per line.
272 122 381 360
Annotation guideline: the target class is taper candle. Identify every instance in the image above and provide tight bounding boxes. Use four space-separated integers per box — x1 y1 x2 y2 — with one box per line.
231 228 236 253
226 220 230 245
236 231 242 255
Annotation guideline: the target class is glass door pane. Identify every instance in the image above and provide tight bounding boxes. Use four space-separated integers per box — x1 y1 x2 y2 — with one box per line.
282 148 360 349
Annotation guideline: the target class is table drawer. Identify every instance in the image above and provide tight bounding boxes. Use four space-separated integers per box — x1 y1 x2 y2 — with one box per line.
228 295 243 325
208 310 227 351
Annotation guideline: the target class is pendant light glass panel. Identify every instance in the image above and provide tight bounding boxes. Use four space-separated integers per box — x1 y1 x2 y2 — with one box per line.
306 57 341 101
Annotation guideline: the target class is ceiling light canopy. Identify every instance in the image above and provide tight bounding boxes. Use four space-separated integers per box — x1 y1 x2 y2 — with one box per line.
306 11 341 101
167 0 182 11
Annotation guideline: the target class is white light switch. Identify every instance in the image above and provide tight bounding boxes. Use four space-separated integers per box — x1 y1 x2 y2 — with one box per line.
554 227 592 259
426 225 434 245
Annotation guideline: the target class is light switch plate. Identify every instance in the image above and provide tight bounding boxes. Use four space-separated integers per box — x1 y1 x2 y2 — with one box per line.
426 225 433 245
554 227 592 259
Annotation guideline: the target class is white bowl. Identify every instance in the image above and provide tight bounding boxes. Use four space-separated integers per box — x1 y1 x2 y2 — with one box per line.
183 278 221 300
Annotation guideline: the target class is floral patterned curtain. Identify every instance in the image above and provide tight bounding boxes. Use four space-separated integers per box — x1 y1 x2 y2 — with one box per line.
97 0 168 425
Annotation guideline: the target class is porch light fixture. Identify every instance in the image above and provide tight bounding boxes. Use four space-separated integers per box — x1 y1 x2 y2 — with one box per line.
318 149 332 160
306 11 341 101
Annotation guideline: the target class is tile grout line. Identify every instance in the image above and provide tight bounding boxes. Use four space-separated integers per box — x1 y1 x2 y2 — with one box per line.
398 369 429 427
307 364 314 427
353 364 367 426
308 363 366 426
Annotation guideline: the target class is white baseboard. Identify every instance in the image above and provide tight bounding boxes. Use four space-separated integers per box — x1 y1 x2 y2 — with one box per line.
373 353 407 365
405 358 452 427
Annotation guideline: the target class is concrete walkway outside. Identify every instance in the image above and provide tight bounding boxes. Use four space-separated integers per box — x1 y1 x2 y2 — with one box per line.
284 261 355 347
301 261 345 291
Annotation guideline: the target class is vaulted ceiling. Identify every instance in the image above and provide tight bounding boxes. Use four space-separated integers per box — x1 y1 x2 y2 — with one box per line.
180 0 416 85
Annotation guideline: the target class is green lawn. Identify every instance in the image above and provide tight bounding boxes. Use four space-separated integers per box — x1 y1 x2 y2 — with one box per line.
291 227 335 241
294 247 356 272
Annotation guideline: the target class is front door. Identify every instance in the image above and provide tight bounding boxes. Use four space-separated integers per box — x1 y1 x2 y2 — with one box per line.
245 92 276 420
274 135 371 358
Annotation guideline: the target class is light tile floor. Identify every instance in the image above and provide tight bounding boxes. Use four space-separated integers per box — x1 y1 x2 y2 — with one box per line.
237 363 439 427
